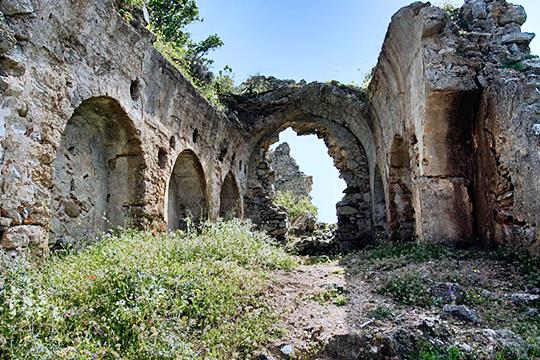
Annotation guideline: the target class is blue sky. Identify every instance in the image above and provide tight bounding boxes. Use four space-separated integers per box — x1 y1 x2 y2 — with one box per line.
189 0 540 223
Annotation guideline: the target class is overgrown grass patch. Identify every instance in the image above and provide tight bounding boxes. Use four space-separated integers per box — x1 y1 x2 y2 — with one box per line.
0 220 297 359
344 242 457 272
311 287 348 307
377 270 434 307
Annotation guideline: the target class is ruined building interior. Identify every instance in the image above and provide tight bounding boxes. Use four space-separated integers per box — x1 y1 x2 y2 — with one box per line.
1 0 540 259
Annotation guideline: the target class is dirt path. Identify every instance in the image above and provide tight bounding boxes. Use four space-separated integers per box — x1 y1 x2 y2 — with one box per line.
259 252 539 360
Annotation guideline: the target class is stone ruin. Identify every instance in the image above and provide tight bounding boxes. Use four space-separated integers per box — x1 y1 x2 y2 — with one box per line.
1 0 540 257
269 142 313 201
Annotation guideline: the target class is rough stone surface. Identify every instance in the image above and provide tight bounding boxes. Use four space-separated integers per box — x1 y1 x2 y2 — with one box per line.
269 142 313 200
1 0 540 257
0 225 48 257
442 304 482 324
0 0 34 16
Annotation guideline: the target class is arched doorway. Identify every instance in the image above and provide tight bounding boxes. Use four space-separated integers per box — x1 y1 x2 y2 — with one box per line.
51 97 145 246
246 120 375 249
167 150 208 231
219 172 242 219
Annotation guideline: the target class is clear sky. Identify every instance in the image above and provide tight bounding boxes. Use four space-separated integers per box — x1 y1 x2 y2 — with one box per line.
189 0 540 223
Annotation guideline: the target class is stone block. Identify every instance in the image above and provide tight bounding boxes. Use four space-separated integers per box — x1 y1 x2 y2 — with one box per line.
0 225 47 250
0 0 34 15
414 177 474 244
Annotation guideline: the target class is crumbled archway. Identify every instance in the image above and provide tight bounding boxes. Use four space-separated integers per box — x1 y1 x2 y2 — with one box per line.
247 119 375 250
219 172 242 219
223 79 383 250
50 97 145 246
166 149 208 230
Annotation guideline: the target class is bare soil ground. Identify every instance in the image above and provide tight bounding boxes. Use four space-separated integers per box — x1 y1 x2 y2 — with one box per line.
260 246 540 360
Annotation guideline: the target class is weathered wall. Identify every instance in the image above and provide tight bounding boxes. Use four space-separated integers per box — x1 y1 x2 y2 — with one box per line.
369 0 540 254
225 81 380 249
0 0 247 254
1 0 540 256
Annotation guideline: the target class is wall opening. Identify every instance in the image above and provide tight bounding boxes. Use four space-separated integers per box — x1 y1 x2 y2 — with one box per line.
50 97 145 247
219 172 242 219
167 150 208 231
246 121 376 249
269 128 344 224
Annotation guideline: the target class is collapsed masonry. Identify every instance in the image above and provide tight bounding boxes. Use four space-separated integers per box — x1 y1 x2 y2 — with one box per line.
1 0 540 256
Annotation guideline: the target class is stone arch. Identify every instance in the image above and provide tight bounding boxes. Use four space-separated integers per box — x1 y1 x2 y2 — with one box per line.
50 97 145 246
388 134 415 241
219 172 242 219
166 149 208 230
246 118 375 249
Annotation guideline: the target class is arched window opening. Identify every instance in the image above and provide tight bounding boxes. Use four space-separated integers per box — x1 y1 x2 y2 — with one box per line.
167 150 208 231
51 97 145 247
219 172 242 219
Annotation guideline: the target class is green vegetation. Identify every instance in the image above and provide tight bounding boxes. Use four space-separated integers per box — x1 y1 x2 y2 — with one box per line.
311 287 348 306
274 190 318 223
346 242 455 271
494 245 540 288
378 270 433 307
417 344 465 360
117 0 235 107
368 305 395 321
0 220 297 359
503 59 526 72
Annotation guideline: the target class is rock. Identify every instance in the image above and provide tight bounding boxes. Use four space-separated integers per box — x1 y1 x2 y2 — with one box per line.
501 32 535 45
279 344 294 358
498 5 527 26
323 332 398 360
269 142 313 199
290 211 316 235
524 58 540 74
0 217 12 229
336 205 358 215
255 354 276 360
430 282 465 304
471 0 487 20
0 0 34 15
63 200 81 218
511 293 540 306
4 209 22 226
526 307 539 317
0 225 46 250
442 304 481 324
483 329 529 358
291 223 337 255
0 17 16 55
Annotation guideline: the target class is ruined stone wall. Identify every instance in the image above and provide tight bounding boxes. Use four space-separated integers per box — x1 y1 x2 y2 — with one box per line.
269 142 313 199
225 80 379 249
0 0 248 254
2 0 540 256
370 0 540 254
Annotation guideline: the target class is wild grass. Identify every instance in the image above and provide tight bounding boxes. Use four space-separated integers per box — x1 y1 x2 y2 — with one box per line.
0 220 297 359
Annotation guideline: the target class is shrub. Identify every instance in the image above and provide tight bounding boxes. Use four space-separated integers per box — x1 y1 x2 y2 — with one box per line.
378 271 433 307
274 190 318 223
0 220 297 359
368 305 395 320
117 0 235 107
